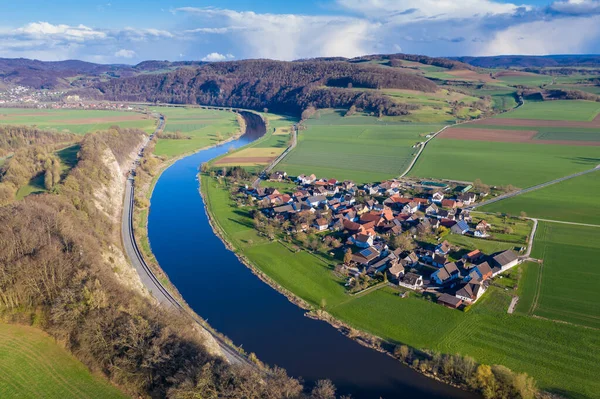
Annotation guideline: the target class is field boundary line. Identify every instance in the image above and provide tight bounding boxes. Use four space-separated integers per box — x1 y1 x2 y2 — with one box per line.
399 124 450 178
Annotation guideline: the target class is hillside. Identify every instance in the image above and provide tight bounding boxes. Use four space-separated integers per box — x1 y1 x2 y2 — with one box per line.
97 59 438 116
453 54 600 68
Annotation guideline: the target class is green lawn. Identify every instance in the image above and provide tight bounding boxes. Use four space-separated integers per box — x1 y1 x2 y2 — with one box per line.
0 323 126 399
481 171 600 224
278 110 442 183
495 100 600 121
150 107 241 158
0 108 156 135
526 222 600 329
15 174 46 200
515 261 541 314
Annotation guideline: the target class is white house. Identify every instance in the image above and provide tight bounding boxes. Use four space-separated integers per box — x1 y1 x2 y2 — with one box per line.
398 272 424 290
313 218 329 231
432 191 445 203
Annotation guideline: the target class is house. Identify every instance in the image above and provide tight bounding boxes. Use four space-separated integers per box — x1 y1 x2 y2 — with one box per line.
425 203 439 216
297 174 316 185
431 262 461 285
352 246 381 266
476 220 491 231
305 195 327 208
471 261 493 281
402 201 419 214
451 220 470 235
313 218 329 231
457 192 477 205
492 250 519 275
474 229 489 238
269 171 286 181
271 204 295 217
398 272 424 290
462 249 483 264
432 253 448 267
387 262 405 282
432 191 445 203
438 293 463 309
441 199 463 209
400 251 419 267
437 209 455 220
435 240 451 255
456 281 485 303
350 233 374 248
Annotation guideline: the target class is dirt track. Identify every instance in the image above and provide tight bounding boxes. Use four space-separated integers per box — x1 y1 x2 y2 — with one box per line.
440 127 600 146
472 114 600 128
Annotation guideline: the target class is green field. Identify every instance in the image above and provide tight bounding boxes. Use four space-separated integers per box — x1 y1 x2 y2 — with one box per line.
0 323 126 399
495 74 553 87
460 123 600 141
0 108 156 135
523 222 600 329
278 110 443 183
495 100 600 121
409 138 600 187
150 107 241 158
481 171 600 224
204 176 600 398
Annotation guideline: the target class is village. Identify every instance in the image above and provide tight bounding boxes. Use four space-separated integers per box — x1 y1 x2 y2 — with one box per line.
242 171 525 310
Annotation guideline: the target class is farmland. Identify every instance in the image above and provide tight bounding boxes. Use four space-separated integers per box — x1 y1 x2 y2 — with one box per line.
410 100 600 186
150 107 241 158
0 108 156 135
520 222 600 329
409 138 600 187
481 171 600 224
0 323 126 399
494 100 600 121
278 109 443 183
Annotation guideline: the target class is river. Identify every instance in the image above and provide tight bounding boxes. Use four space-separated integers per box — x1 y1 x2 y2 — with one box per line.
148 111 477 399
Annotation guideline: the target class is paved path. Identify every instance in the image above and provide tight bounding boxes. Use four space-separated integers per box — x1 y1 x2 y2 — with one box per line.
507 296 519 314
121 114 253 366
399 125 450 178
468 166 600 210
523 218 538 258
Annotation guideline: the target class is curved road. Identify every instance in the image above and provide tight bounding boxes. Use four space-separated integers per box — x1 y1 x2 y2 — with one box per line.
120 114 252 367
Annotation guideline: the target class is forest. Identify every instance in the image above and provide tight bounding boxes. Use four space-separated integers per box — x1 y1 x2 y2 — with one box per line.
97 59 438 116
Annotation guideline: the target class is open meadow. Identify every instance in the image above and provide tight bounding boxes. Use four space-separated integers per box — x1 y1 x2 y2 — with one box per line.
481 171 600 224
519 222 600 329
0 323 126 399
203 176 600 399
494 100 600 121
278 109 443 183
150 107 241 158
0 108 156 135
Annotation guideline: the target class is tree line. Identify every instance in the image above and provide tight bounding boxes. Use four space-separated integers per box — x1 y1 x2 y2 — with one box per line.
97 59 438 117
0 124 75 157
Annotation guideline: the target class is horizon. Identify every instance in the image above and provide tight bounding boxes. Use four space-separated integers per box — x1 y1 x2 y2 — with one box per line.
2 0 600 63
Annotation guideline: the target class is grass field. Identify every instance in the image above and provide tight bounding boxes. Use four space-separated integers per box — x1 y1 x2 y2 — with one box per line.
0 108 156 135
204 177 600 399
150 107 241 158
459 123 600 141
0 323 126 399
481 171 600 224
523 222 600 329
278 110 443 183
409 138 600 187
494 74 553 87
495 100 600 121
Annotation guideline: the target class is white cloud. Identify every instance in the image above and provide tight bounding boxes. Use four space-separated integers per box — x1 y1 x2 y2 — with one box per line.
114 49 136 58
178 7 380 60
201 52 234 61
549 0 600 15
13 22 106 41
480 15 600 55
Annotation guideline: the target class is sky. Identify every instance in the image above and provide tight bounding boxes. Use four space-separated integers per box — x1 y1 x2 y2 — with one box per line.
1 0 600 63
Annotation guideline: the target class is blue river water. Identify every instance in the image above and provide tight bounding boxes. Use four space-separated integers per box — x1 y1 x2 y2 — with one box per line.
148 112 477 399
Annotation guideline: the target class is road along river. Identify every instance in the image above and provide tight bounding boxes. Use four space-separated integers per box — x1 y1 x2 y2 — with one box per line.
147 111 477 399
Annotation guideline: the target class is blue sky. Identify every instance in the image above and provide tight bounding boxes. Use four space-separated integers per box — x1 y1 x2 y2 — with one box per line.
1 0 599 63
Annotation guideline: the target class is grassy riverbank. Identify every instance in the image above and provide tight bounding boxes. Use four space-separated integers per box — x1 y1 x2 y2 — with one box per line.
202 176 600 399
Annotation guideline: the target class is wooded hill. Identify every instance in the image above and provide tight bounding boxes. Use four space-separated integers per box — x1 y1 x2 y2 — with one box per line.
0 125 75 156
97 59 438 116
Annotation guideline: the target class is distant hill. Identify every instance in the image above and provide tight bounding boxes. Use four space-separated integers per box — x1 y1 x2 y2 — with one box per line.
97 59 438 116
453 55 600 68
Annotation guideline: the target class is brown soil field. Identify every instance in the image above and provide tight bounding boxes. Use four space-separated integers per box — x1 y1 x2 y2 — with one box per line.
214 156 274 165
472 117 600 128
446 70 495 83
441 128 538 142
54 115 147 124
440 127 600 146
